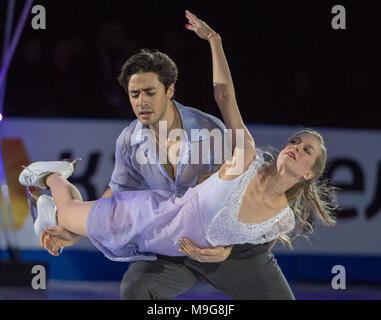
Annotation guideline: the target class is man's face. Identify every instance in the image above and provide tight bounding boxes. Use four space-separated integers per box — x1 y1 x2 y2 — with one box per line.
128 72 174 126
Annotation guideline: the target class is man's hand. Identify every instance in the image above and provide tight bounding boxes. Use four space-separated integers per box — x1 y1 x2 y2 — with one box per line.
40 226 82 256
178 238 232 263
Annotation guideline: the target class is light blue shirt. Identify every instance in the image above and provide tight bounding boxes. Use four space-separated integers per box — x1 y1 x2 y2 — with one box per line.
109 101 227 196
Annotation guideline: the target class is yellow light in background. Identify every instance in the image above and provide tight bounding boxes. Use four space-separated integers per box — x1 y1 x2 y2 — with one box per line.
0 138 30 230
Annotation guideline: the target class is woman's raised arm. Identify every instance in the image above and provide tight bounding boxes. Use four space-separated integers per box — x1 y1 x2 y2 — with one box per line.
185 10 255 164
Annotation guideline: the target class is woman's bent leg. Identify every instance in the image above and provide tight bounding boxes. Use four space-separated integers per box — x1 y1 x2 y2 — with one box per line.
46 173 95 237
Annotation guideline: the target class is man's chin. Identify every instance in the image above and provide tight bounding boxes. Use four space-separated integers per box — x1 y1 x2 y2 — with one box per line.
139 117 156 127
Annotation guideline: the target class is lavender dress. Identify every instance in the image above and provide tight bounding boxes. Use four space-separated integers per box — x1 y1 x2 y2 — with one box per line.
87 150 295 262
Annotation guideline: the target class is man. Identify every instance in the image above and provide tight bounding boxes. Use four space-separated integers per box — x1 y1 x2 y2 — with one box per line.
109 50 236 299
42 49 290 300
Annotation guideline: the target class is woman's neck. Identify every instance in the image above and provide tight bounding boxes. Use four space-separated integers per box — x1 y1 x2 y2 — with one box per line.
261 163 299 201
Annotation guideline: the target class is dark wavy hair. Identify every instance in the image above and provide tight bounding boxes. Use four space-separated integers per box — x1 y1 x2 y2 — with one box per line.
118 49 178 96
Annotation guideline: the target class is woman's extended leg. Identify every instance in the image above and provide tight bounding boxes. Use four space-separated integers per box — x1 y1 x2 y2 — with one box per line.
46 173 95 237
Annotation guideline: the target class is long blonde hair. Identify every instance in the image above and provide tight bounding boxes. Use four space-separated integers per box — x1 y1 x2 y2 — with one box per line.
264 129 338 248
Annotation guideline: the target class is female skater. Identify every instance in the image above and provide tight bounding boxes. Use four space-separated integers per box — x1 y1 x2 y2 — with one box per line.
19 11 337 261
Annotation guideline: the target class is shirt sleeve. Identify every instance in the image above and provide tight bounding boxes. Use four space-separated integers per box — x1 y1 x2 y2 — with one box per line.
109 127 147 192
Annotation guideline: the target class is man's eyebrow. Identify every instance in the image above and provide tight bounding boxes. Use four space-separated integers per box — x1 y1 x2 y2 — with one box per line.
129 87 156 93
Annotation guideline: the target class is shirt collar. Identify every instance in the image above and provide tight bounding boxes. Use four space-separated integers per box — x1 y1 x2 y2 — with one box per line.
130 100 207 146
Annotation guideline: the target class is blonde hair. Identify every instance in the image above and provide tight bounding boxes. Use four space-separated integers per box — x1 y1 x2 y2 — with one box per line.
264 129 338 248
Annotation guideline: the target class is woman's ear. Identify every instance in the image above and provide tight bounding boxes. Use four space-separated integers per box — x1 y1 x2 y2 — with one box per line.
303 171 315 181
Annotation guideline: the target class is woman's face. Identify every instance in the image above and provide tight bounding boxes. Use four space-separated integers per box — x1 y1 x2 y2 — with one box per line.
277 133 322 181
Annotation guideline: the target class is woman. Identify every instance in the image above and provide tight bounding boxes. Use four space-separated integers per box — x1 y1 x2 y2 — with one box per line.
19 11 337 261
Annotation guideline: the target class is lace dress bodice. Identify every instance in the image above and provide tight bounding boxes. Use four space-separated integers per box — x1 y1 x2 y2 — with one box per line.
197 149 295 247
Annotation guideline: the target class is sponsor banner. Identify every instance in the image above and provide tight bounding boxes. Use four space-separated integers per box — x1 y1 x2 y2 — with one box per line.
0 118 130 250
1 118 380 256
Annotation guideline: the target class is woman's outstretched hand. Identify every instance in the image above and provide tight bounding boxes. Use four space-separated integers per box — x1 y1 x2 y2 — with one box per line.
185 10 219 41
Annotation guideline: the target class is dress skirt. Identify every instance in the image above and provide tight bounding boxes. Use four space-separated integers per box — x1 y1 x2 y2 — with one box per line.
86 187 211 262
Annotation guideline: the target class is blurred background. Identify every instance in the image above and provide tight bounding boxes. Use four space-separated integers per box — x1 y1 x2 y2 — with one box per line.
2 0 380 128
0 0 381 300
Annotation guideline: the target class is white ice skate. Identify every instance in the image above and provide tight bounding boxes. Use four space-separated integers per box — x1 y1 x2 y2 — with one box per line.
27 190 58 238
19 158 80 189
